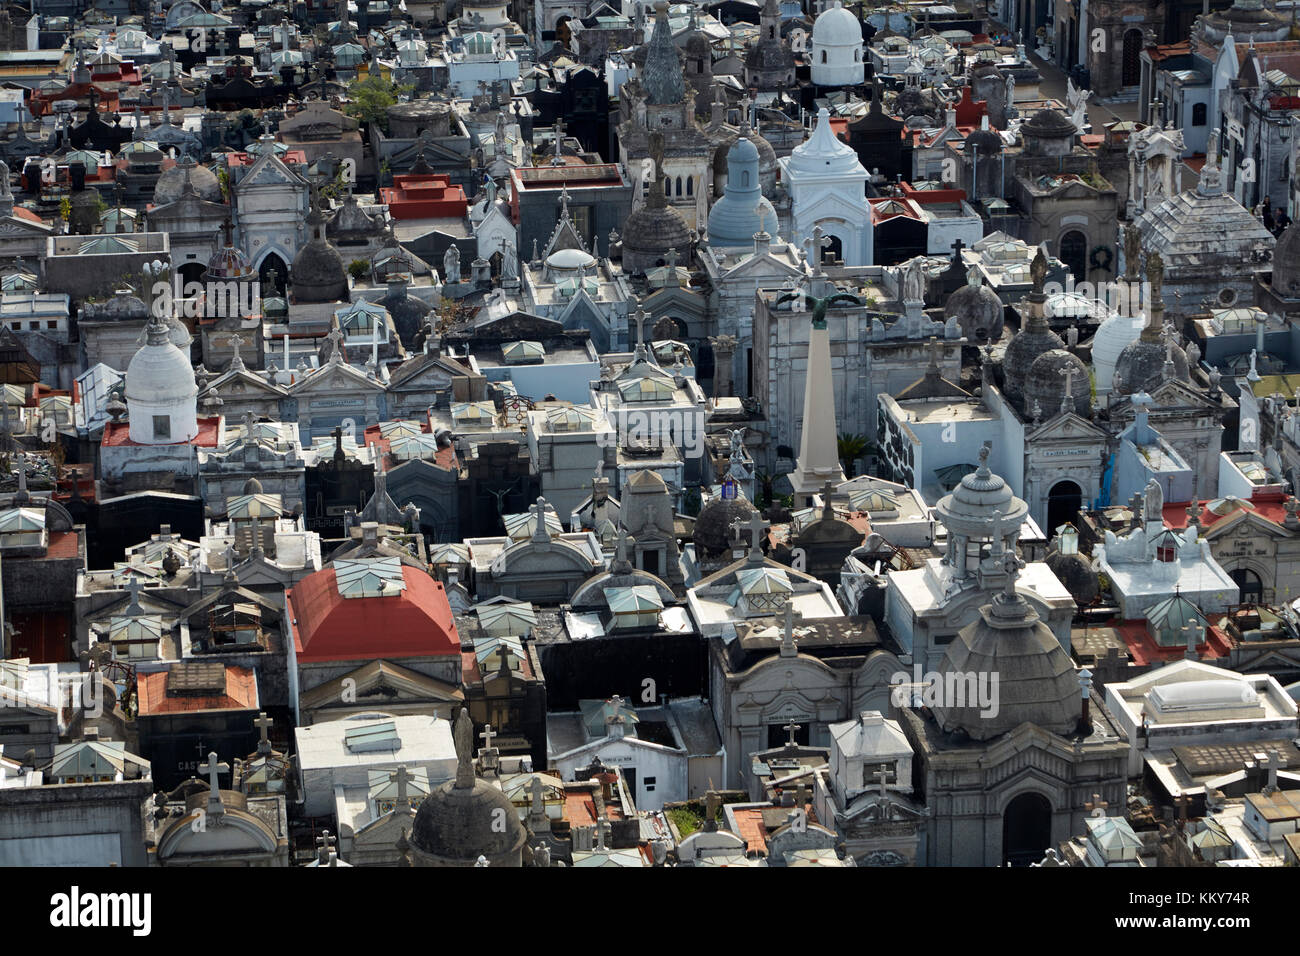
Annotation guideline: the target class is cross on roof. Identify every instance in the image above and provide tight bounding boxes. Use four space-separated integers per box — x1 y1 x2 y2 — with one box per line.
665 247 680 270
326 325 345 362
389 764 412 804
529 774 546 814
531 497 551 540
316 828 336 863
1264 749 1284 793
782 717 801 747
780 602 801 657
124 574 144 614
1058 361 1077 413
201 751 229 796
631 308 648 351
479 723 496 752
926 335 942 371
741 510 770 554
229 333 245 368
874 763 891 798
1085 792 1108 817
254 711 273 754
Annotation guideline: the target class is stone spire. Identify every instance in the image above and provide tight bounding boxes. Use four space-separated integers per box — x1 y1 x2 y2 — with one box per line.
789 286 847 499
643 2 685 106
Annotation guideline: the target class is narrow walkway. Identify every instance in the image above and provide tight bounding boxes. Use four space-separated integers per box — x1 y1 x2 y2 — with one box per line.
1025 50 1142 130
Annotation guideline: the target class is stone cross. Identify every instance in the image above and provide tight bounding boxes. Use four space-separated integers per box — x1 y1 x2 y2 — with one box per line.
783 718 801 747
326 326 345 363
1264 749 1284 793
780 602 802 658
665 247 679 270
874 763 891 798
742 510 771 555
529 775 546 815
926 336 942 371
805 225 832 275
479 723 496 751
754 201 768 237
316 829 336 864
228 333 245 369
202 751 229 796
254 712 273 754
1058 361 1076 411
389 764 412 804
631 308 648 351
124 574 144 614
1085 792 1108 817
531 497 551 540
1181 623 1198 660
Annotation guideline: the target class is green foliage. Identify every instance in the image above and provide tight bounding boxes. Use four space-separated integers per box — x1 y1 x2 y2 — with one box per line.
58 197 71 222
666 807 702 838
344 74 414 131
348 259 370 280
837 432 875 479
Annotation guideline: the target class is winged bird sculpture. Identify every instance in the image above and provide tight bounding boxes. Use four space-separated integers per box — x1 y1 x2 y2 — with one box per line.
774 289 863 329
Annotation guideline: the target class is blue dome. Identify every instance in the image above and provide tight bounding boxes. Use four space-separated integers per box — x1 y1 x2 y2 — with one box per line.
707 136 778 248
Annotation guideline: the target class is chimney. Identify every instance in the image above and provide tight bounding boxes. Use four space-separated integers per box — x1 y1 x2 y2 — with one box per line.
361 521 379 547
68 161 86 191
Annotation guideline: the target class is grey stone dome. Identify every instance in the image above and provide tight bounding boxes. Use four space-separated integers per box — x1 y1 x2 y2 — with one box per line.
154 159 221 205
1046 549 1098 604
1003 317 1064 399
1025 348 1090 418
933 588 1081 741
381 288 433 346
1113 333 1189 395
935 451 1026 539
621 202 692 275
290 208 348 303
693 493 758 557
966 127 1002 156
410 777 527 866
1022 107 1077 138
943 280 1004 343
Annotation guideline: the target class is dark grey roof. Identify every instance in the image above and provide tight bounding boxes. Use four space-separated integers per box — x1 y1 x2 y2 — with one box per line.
643 3 685 105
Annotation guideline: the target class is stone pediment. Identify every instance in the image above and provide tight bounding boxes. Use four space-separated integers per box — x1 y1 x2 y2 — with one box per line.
721 250 803 282
204 369 288 399
389 138 468 166
386 352 469 390
0 216 54 237
1027 411 1108 444
1112 377 1223 414
238 154 307 190
981 722 1080 782
149 195 230 223
841 792 929 824
463 311 565 340
289 361 380 394
643 284 707 315
1202 506 1289 538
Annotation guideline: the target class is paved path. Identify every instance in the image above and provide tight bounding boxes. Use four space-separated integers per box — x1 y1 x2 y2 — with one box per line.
1026 49 1142 130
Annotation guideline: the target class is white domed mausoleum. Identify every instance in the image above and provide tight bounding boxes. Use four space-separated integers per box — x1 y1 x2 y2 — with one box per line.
779 108 871 266
811 1 864 88
125 315 199 445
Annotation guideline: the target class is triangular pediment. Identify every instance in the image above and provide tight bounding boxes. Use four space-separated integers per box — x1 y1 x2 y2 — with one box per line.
643 284 707 315
237 153 307 189
721 250 804 281
1028 411 1108 443
0 216 54 237
203 368 288 399
289 360 381 394
1203 506 1288 538
386 352 465 390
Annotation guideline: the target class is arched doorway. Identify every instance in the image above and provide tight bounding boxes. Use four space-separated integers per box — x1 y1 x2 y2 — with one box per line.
179 261 205 288
1046 479 1083 533
1003 792 1053 866
258 252 288 293
1121 30 1143 88
1058 231 1087 283
1230 567 1263 604
823 234 843 265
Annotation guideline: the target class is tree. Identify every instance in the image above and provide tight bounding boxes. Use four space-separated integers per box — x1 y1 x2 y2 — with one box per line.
344 74 413 132
837 433 876 479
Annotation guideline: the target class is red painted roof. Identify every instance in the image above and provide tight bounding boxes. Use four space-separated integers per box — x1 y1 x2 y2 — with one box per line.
1163 491 1291 531
363 421 459 473
12 206 44 225
43 530 81 560
1109 619 1233 667
380 174 468 221
101 416 222 448
288 565 460 663
137 664 259 714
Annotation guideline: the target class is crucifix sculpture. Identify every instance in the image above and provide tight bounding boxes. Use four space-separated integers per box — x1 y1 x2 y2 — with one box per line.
783 718 801 747
874 763 891 798
254 712 273 755
389 764 412 806
201 751 229 802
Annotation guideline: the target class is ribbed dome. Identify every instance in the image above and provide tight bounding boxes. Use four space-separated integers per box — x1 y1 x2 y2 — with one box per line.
787 107 868 179
966 126 1002 155
934 446 1028 541
621 203 692 275
207 242 255 281
1022 107 1077 138
410 778 527 865
1025 349 1090 418
154 159 221 205
642 2 685 106
933 588 1081 741
1113 335 1189 395
1003 317 1064 399
943 279 1004 343
693 493 758 557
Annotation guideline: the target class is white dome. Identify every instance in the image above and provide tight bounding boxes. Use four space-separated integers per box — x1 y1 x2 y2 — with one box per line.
1092 313 1144 396
546 248 597 271
812 1 860 44
786 108 867 178
125 318 199 445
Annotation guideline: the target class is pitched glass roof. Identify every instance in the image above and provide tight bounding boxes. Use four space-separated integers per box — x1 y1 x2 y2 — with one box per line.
344 719 401 753
335 557 407 599
605 585 664 613
477 600 537 636
0 508 46 533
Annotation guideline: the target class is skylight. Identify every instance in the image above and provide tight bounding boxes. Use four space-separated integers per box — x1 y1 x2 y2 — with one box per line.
335 557 407 599
344 720 401 753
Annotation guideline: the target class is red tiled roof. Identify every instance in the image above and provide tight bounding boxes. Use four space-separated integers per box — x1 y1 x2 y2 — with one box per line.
1163 492 1290 531
101 416 222 448
288 565 461 663
363 421 459 472
43 530 81 560
12 207 44 225
137 665 259 714
1110 619 1232 667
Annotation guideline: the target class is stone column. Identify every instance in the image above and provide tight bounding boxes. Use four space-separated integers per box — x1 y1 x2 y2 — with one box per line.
710 334 738 398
